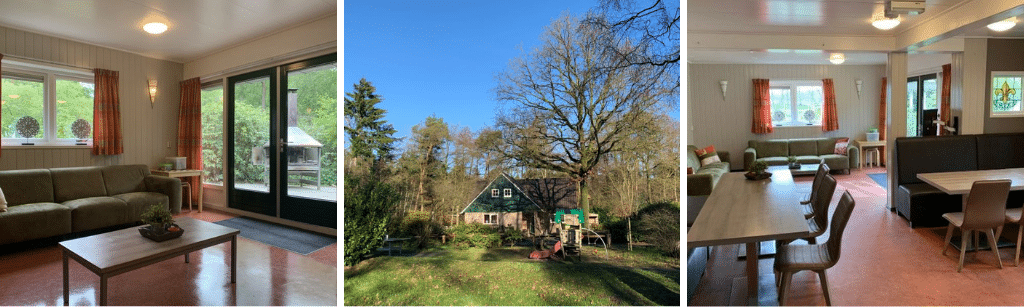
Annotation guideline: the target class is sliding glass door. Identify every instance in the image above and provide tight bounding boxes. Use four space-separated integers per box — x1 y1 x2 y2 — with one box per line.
907 73 938 137
225 53 337 228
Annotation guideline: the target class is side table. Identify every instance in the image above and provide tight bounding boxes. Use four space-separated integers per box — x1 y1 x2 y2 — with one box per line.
151 169 204 212
854 140 886 169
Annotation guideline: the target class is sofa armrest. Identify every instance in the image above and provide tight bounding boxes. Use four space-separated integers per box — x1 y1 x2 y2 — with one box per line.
846 145 860 169
687 173 714 196
744 148 756 171
144 175 183 214
718 151 730 170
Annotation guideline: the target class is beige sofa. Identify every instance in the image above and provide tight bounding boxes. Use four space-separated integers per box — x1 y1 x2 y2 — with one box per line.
686 145 731 196
0 165 182 246
744 138 859 173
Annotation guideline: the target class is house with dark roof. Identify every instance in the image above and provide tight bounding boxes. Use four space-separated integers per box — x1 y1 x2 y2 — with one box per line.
460 173 596 234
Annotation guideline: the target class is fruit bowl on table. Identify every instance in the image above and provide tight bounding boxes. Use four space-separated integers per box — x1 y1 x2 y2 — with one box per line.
744 171 772 180
139 224 184 242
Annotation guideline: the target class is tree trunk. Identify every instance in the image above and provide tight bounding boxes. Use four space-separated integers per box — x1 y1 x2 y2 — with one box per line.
628 217 633 251
417 164 427 211
580 178 590 229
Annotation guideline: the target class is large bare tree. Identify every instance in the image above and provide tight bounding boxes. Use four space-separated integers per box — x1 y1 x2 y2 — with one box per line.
494 14 675 228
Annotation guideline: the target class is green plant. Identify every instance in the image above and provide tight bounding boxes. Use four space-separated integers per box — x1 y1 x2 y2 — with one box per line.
502 229 525 247
868 127 879 133
398 210 442 249
750 160 769 174
787 156 797 163
637 202 680 257
447 222 501 249
344 176 398 266
140 203 173 227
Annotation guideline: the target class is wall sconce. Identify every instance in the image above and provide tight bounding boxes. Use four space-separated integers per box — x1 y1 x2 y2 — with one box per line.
148 79 157 104
855 79 863 98
720 80 728 99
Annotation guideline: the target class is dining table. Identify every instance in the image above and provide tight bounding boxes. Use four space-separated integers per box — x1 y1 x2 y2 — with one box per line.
917 168 1024 250
688 168 811 305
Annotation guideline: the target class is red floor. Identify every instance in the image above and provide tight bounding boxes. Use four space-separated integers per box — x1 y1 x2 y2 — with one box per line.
0 209 337 306
689 166 1024 306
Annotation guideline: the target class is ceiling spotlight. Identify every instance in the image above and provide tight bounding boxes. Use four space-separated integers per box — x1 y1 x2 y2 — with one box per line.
143 22 168 34
830 53 846 65
988 18 1016 31
872 16 901 30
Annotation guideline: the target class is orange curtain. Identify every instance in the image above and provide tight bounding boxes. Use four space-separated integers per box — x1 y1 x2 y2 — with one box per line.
92 69 123 155
879 77 887 165
178 77 202 205
940 64 952 136
821 79 839 131
751 79 773 134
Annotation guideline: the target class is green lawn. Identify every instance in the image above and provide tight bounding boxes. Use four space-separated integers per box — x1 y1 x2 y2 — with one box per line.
344 245 680 306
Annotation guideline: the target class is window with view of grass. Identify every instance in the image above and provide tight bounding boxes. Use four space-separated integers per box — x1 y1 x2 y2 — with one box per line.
1 62 93 146
202 84 224 185
991 71 1024 117
770 81 823 127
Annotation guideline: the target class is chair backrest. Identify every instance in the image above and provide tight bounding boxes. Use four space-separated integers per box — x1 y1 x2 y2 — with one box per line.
811 174 838 230
963 179 1012 229
826 190 857 266
807 162 830 204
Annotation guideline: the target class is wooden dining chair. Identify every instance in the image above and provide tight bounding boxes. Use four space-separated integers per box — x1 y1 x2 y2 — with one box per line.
776 174 838 286
801 162 830 219
1006 206 1024 266
775 190 856 306
941 179 1011 272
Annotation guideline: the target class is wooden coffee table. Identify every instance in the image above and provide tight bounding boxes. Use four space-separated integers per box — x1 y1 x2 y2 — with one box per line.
769 164 820 176
60 217 240 306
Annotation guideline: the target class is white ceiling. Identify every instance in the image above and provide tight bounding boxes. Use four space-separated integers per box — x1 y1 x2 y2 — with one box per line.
0 0 337 63
688 0 1024 65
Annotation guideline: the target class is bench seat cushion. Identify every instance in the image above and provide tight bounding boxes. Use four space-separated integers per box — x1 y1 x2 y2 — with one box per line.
0 202 71 245
896 183 962 228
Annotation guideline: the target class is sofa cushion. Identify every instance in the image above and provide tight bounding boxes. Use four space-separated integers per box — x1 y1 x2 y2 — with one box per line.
834 137 850 155
102 165 150 196
796 156 822 164
64 196 128 232
976 133 1024 170
754 140 789 157
114 192 170 222
686 145 702 172
0 202 71 245
789 139 818 156
817 138 838 155
695 145 721 166
51 167 108 203
0 169 54 206
758 156 789 165
896 136 977 185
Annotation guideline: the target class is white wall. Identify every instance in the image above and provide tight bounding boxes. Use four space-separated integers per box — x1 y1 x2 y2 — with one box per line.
0 26 182 170
688 63 886 169
183 14 336 79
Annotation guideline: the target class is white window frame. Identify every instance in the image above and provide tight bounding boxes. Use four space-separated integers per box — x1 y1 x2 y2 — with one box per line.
770 80 824 127
1 59 93 147
990 71 1024 118
503 188 512 198
491 189 499 198
484 213 498 224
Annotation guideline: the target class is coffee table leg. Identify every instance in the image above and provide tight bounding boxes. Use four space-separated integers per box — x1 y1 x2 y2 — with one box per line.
63 250 69 306
746 241 759 305
99 276 107 306
185 253 189 263
231 236 237 284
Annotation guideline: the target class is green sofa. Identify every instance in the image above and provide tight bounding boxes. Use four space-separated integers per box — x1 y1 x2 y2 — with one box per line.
687 145 731 196
0 165 182 246
744 138 860 173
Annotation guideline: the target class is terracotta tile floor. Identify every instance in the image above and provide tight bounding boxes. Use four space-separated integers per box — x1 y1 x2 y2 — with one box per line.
0 209 337 306
689 166 1024 306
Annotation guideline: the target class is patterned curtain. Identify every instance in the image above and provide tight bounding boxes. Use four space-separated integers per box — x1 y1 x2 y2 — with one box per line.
751 79 773 134
92 69 123 155
178 77 202 205
821 79 839 131
879 77 887 165
940 64 952 136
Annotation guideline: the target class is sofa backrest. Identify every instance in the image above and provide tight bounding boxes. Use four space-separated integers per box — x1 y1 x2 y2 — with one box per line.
976 133 1024 170
686 145 701 171
50 166 108 202
896 135 978 185
817 138 839 155
788 138 819 156
101 164 151 195
0 169 55 206
748 139 789 157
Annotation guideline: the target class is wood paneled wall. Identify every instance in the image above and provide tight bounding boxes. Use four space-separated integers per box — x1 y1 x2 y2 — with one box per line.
0 26 183 170
688 63 886 169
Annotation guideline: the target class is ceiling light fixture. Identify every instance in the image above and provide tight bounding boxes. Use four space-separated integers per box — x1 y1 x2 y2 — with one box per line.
988 18 1017 31
872 16 901 30
830 53 846 65
143 22 168 34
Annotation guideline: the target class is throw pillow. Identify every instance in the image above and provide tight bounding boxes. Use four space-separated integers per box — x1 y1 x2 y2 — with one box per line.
687 167 694 174
0 186 7 213
834 137 850 155
694 145 721 166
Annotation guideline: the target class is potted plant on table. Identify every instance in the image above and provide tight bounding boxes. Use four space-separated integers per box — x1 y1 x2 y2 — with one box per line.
745 160 772 180
787 156 800 169
867 127 880 142
140 204 175 235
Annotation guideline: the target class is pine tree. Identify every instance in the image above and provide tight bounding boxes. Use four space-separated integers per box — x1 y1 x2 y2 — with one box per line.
344 78 398 164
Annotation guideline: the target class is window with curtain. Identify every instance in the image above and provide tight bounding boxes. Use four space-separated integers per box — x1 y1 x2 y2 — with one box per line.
1 62 93 146
991 71 1024 117
769 80 824 126
201 83 224 185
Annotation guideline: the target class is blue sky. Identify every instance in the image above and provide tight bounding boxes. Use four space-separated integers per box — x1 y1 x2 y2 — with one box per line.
343 0 603 146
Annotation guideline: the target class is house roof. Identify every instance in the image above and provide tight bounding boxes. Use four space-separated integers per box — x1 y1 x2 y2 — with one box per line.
459 173 543 214
513 177 578 210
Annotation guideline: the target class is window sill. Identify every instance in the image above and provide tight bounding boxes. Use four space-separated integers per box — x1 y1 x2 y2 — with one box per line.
774 125 823 128
1 144 92 149
990 113 1024 118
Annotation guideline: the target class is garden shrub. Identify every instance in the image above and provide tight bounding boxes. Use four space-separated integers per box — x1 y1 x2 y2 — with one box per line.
638 201 680 257
343 176 398 266
502 228 524 246
398 210 442 249
447 223 501 249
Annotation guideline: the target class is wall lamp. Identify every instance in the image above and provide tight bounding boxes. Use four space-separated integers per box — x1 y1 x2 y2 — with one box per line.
720 80 728 99
148 79 157 104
